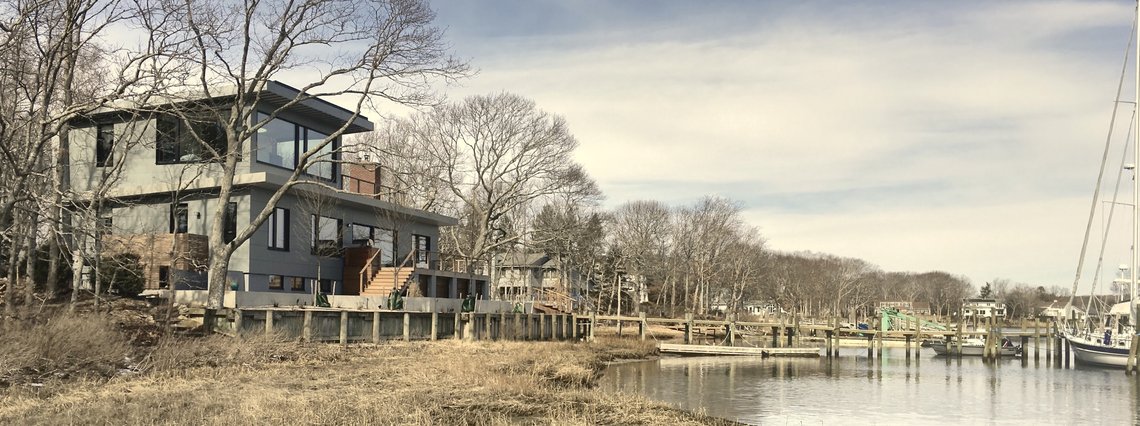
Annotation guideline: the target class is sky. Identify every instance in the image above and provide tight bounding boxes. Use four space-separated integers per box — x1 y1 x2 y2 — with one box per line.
421 0 1138 292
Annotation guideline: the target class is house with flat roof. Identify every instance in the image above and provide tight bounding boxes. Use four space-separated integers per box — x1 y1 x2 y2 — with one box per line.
68 81 488 304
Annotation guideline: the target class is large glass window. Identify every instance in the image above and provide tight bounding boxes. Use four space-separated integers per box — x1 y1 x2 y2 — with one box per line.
254 112 297 169
377 229 395 266
312 215 341 256
268 207 289 250
305 128 335 180
254 112 337 180
156 113 228 164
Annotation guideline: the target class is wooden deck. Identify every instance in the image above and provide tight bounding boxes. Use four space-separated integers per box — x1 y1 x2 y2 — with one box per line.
659 343 820 358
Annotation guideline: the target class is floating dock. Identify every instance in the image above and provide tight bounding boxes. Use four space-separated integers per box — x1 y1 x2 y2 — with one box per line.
658 343 820 358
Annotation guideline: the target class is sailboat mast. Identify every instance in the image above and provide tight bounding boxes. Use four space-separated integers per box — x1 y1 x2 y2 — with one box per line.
1133 0 1139 329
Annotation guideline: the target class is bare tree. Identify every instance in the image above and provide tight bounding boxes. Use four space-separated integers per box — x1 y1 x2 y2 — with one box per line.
390 93 600 276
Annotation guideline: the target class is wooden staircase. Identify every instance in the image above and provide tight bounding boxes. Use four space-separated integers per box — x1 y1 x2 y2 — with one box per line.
360 267 416 297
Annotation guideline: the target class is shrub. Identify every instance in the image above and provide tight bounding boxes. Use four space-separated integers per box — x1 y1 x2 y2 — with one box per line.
98 253 146 297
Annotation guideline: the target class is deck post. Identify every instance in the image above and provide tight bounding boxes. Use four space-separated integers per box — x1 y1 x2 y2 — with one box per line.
954 319 963 359
915 319 923 358
866 334 874 359
1063 335 1070 368
1033 320 1040 362
499 311 506 341
453 310 461 339
485 312 493 340
639 312 647 341
302 310 313 342
430 311 439 341
684 313 693 344
339 311 348 345
571 314 578 340
726 315 736 347
233 309 243 338
538 313 546 340
905 335 912 359
1021 336 1029 366
588 312 596 341
403 312 411 342
876 329 883 358
372 311 381 343
265 310 274 336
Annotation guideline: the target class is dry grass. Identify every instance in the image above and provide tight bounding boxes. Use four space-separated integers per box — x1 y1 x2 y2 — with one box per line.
0 325 736 425
0 315 134 389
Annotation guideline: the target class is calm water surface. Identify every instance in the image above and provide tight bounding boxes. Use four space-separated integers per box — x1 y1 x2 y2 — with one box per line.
600 348 1140 425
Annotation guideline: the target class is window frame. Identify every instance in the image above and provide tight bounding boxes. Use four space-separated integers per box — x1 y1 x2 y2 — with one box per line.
253 111 339 182
155 113 229 165
96 123 114 167
268 274 284 290
170 203 189 234
289 276 306 292
311 214 342 257
223 202 237 244
267 207 290 251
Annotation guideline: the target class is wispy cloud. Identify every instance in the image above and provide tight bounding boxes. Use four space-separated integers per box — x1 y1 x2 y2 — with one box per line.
429 0 1135 288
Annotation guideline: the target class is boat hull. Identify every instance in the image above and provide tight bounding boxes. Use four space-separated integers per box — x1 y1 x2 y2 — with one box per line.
1065 335 1131 368
930 341 1019 357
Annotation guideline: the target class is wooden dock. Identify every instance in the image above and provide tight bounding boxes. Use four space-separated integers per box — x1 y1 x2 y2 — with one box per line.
659 343 820 358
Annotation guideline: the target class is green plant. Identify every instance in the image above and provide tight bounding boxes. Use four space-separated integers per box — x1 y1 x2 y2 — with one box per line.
98 253 146 297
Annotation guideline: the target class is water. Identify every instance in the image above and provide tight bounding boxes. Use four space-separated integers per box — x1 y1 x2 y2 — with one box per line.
600 348 1140 425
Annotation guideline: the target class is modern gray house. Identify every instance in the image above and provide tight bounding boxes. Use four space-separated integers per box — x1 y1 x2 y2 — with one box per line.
67 81 489 300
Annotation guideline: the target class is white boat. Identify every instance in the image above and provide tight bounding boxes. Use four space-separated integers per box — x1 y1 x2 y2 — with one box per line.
1066 302 1134 367
929 337 1020 357
1061 2 1140 368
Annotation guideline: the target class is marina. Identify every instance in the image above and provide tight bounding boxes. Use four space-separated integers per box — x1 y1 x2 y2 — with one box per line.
602 347 1140 425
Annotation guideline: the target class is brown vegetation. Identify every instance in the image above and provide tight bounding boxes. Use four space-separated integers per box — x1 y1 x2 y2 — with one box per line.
0 311 735 425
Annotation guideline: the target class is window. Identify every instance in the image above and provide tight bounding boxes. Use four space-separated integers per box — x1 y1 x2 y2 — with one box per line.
349 223 373 245
304 128 336 180
318 278 333 294
253 112 337 181
268 275 283 290
98 217 113 235
96 124 114 167
254 112 297 169
223 202 237 244
170 203 189 234
312 215 341 256
290 276 305 292
155 113 228 164
413 234 431 266
377 228 395 266
268 207 289 250
158 266 170 289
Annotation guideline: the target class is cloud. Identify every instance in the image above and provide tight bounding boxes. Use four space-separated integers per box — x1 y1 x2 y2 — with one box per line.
428 0 1136 288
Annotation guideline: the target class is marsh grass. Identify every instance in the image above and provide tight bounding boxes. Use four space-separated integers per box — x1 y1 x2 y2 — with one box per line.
1 318 736 425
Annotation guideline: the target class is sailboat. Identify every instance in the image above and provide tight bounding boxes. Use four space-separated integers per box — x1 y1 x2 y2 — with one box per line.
1062 3 1140 368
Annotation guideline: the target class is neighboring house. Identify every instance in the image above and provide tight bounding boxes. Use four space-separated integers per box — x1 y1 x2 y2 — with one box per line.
495 253 586 312
70 81 488 300
877 301 932 315
960 298 1006 320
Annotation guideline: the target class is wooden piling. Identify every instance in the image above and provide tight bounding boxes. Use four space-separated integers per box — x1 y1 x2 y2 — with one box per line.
867 334 874 359
339 311 348 345
265 310 274 336
430 310 439 341
485 312 493 340
233 310 243 338
1126 335 1140 375
589 312 597 341
905 335 912 359
684 313 693 344
639 312 647 341
403 312 411 342
302 310 313 342
727 315 736 347
1033 320 1040 362
372 311 381 343
955 319 964 359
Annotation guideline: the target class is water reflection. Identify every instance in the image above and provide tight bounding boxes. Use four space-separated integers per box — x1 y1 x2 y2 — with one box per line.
601 348 1139 425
